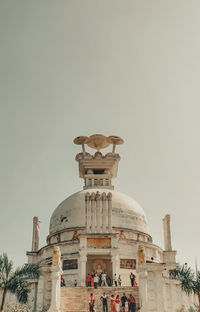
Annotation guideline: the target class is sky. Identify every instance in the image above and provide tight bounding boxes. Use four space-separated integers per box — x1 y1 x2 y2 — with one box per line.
0 0 200 270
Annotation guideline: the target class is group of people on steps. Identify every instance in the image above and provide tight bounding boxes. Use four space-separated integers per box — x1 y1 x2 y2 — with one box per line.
87 272 136 288
89 292 136 312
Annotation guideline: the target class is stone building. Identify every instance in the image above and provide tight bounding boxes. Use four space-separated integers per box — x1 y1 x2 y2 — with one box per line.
1 134 197 312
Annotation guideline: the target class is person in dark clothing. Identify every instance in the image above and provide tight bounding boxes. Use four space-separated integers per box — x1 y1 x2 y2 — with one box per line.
101 293 108 312
121 293 127 312
89 300 95 312
99 272 102 286
89 294 95 312
128 295 136 312
129 272 136 287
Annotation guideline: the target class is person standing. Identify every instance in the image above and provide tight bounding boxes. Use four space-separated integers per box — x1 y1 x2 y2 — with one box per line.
128 294 131 312
113 274 117 287
111 295 116 312
87 273 91 287
128 295 136 312
91 273 94 287
121 293 127 312
115 295 120 312
102 272 107 286
118 275 121 287
74 279 77 287
99 272 102 286
129 272 135 287
94 273 99 289
101 292 108 312
107 275 112 286
89 300 95 312
61 276 65 287
90 293 94 303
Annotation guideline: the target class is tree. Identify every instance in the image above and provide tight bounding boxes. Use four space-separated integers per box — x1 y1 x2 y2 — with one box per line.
0 253 40 312
170 264 200 312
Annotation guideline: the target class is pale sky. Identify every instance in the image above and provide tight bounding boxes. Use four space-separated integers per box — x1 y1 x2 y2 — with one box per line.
0 0 200 270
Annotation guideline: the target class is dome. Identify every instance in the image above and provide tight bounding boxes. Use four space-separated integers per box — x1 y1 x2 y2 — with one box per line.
49 189 149 235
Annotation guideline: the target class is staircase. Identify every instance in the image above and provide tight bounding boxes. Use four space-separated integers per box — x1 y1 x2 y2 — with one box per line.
61 286 139 312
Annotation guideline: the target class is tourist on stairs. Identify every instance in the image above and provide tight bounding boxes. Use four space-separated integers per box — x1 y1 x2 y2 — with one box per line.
102 272 107 286
115 295 120 312
118 275 122 286
129 272 135 287
121 293 127 312
100 292 108 312
128 294 136 312
113 273 117 287
111 295 116 312
94 273 99 288
87 273 91 287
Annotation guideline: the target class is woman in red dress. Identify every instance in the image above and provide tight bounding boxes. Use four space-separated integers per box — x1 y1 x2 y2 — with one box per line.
115 295 120 312
91 274 94 287
111 295 116 312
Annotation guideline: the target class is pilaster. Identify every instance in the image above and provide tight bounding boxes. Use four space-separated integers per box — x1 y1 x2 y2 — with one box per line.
79 250 87 286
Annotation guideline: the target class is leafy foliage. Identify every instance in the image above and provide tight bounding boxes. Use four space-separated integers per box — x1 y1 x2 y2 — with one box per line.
170 264 200 312
0 253 40 311
188 305 199 312
170 264 195 295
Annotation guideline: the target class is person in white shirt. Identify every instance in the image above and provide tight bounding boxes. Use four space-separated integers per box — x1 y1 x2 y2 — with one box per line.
101 292 108 312
113 273 117 287
102 272 107 286
94 273 99 289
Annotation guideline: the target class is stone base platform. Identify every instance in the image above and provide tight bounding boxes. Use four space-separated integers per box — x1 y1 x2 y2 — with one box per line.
60 286 139 312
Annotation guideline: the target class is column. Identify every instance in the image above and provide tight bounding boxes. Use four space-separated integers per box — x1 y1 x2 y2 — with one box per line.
163 214 172 251
111 252 120 279
138 268 148 312
36 269 45 312
96 191 101 233
107 192 112 232
91 193 96 233
155 269 165 311
48 246 62 312
32 216 40 252
79 251 87 286
85 192 91 232
102 192 107 232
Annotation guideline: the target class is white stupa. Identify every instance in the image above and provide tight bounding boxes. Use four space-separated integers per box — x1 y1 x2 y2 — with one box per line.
23 134 197 312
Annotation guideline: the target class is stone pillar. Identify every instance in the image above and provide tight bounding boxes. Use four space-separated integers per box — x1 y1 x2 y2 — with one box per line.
107 192 112 232
96 191 101 233
138 268 148 312
111 252 119 279
85 192 91 232
91 192 96 233
155 269 165 311
79 251 87 286
48 246 62 312
163 214 172 251
36 270 45 312
102 192 107 232
32 216 40 252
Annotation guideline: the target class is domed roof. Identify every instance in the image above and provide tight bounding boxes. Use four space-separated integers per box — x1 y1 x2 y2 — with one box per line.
49 189 149 235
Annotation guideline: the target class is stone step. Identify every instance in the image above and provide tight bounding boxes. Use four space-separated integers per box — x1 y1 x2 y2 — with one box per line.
60 286 140 312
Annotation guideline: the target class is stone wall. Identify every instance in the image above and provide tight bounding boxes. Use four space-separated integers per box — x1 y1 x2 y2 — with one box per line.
138 263 198 312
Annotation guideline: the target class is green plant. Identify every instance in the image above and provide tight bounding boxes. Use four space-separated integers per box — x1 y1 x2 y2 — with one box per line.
188 305 199 312
170 264 200 312
0 253 40 312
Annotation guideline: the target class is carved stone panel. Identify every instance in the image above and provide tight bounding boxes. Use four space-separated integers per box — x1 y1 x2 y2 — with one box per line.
63 259 78 270
120 259 136 269
87 238 111 248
